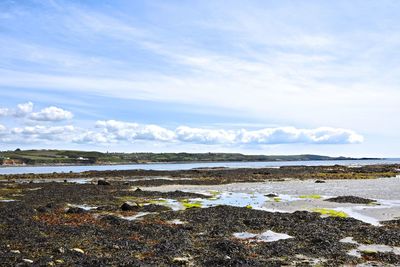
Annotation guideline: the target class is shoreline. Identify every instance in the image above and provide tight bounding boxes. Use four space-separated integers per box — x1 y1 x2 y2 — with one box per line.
0 158 387 168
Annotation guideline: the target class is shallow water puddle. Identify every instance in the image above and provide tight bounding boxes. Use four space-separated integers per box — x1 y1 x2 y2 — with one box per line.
332 199 400 226
68 204 98 210
121 212 155 221
145 192 312 212
167 219 187 225
332 207 381 226
128 176 193 181
233 230 293 242
341 237 400 257
140 190 400 227
145 198 184 211
15 178 94 184
194 191 300 209
66 178 94 184
0 199 16 202
26 187 42 191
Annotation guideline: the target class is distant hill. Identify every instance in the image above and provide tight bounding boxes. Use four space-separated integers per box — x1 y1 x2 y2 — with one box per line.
0 149 379 166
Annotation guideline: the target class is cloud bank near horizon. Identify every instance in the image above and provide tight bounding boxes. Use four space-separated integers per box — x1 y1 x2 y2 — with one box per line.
0 103 363 147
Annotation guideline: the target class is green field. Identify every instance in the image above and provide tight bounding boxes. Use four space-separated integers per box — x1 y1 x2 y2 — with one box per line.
0 149 374 166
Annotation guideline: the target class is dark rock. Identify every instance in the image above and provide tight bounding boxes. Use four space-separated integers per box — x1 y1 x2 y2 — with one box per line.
97 180 111 185
315 180 326 183
120 202 140 211
36 206 49 213
265 193 278 197
325 195 376 204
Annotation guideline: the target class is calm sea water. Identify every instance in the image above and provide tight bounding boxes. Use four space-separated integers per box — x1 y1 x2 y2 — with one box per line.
0 159 399 175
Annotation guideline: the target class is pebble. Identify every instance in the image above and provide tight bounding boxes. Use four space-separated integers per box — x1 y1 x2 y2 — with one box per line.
71 248 85 254
173 257 191 264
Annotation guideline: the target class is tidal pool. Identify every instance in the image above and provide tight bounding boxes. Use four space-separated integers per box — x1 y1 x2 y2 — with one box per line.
67 204 98 211
341 237 400 257
233 230 293 242
144 177 400 224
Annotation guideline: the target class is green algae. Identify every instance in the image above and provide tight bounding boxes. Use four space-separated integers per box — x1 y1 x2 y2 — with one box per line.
313 208 348 218
273 197 281 202
245 205 253 209
207 190 220 200
180 199 202 209
148 199 168 204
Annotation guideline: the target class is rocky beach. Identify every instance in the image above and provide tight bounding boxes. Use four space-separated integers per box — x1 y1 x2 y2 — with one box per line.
1 165 400 266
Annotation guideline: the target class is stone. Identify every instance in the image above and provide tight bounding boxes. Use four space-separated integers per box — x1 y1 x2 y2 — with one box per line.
120 202 140 211
97 180 111 185
71 248 85 254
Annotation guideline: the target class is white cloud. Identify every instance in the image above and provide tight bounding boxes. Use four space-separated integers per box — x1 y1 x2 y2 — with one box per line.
15 102 33 117
0 102 73 121
238 127 363 145
0 117 363 147
30 106 73 121
77 120 363 145
93 120 176 142
12 125 74 135
11 125 75 141
175 126 236 144
0 108 9 116
73 131 110 144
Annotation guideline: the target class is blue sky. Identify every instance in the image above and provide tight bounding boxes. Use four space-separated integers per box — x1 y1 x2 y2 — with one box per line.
0 0 399 157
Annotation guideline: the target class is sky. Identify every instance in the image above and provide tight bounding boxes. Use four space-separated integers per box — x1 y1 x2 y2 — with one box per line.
0 0 399 157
